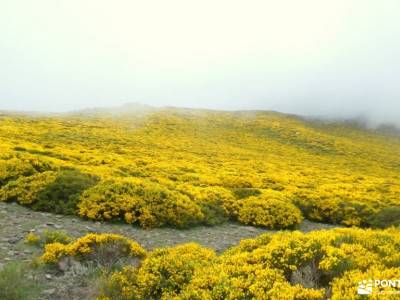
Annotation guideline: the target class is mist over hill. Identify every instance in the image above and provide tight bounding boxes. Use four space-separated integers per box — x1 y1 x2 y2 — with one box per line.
69 103 400 134
2 103 399 136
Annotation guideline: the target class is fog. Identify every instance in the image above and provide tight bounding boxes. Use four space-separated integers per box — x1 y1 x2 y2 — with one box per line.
1 0 399 126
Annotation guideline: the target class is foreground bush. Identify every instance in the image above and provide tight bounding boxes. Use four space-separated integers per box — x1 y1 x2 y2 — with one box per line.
331 267 400 300
40 233 146 267
0 262 41 300
101 243 216 299
99 228 400 299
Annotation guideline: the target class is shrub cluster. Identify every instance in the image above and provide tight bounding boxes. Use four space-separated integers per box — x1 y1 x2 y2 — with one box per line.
0 162 98 215
237 192 303 229
368 206 400 228
31 169 99 214
25 230 72 247
40 233 146 266
98 228 400 299
78 179 204 228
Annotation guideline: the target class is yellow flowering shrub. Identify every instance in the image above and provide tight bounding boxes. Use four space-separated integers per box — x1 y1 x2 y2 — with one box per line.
25 232 41 246
78 179 204 228
100 266 138 300
99 228 400 299
0 154 53 187
237 192 303 229
99 243 216 300
293 189 377 226
331 267 400 299
40 233 146 265
0 171 57 204
25 230 72 247
134 243 216 299
177 185 233 225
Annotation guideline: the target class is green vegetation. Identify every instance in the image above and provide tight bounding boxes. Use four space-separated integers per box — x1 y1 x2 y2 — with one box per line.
0 262 41 300
26 230 72 247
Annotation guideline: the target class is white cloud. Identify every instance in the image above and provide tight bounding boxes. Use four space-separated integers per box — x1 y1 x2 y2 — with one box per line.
0 0 399 124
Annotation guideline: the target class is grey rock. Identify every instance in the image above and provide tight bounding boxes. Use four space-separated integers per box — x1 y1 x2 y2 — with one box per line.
44 289 56 294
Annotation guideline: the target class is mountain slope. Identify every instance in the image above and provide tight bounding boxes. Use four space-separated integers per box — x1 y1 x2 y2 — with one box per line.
0 107 399 228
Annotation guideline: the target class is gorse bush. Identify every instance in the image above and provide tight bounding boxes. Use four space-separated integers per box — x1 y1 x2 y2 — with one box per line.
31 169 99 214
99 243 216 300
293 189 377 226
25 230 72 247
133 243 215 299
78 179 204 228
331 267 400 300
368 206 400 228
0 155 53 187
0 167 98 215
231 187 262 199
40 233 146 267
178 185 233 225
0 171 57 204
238 194 303 229
98 228 400 299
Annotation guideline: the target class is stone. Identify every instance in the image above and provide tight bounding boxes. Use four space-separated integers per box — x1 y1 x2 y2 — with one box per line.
44 289 56 295
58 256 84 273
290 259 320 289
7 237 20 244
45 274 52 279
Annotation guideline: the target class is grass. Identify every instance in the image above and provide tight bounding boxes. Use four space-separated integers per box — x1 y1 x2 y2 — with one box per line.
0 262 41 300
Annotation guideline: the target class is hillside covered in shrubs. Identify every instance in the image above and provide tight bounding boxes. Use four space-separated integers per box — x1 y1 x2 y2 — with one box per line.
0 107 399 229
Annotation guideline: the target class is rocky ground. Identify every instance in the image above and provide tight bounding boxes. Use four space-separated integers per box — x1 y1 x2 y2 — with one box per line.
0 202 338 299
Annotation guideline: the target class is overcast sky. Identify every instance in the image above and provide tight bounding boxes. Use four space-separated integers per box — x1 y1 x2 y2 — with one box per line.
1 1 399 124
